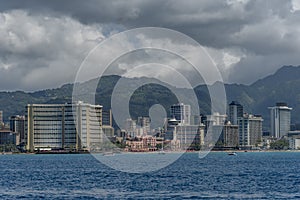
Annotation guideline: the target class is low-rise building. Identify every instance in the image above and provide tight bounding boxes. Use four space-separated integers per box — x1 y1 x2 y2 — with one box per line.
289 138 300 150
126 136 157 152
287 131 300 150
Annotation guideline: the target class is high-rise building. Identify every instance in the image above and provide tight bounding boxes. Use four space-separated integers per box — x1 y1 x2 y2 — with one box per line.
102 109 112 126
10 115 25 144
137 116 150 128
229 101 243 125
218 122 239 147
137 116 151 136
269 102 292 138
170 103 191 125
238 114 263 147
26 102 103 152
125 118 137 137
0 110 4 129
0 110 3 123
100 109 115 139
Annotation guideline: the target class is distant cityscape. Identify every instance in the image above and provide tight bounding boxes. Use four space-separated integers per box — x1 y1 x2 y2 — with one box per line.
0 100 299 153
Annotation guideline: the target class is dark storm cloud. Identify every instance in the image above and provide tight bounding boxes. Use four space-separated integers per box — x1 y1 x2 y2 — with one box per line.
0 0 300 90
0 0 294 48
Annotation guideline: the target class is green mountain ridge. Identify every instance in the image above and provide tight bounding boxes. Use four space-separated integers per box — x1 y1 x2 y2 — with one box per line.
1 65 300 131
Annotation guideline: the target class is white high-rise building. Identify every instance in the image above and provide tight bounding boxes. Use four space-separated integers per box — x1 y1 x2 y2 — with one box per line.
26 102 103 152
170 103 191 125
268 102 292 138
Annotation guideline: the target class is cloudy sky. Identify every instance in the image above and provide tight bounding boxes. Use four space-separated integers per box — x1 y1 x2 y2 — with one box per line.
1 0 300 91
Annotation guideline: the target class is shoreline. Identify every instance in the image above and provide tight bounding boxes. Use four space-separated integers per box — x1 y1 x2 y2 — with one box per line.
3 149 300 155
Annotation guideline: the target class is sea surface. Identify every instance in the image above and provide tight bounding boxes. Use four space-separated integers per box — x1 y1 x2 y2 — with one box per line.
0 152 299 199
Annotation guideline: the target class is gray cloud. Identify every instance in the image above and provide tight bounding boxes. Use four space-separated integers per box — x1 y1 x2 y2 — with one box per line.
0 0 300 90
0 10 108 90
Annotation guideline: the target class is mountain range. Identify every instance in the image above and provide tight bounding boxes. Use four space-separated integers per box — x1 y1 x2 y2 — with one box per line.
1 65 300 131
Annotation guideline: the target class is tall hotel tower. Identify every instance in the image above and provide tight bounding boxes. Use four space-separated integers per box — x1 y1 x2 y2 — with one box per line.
268 102 292 138
228 101 243 125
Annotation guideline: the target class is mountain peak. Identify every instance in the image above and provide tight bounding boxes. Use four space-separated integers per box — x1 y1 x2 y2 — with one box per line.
276 65 300 73
252 65 300 87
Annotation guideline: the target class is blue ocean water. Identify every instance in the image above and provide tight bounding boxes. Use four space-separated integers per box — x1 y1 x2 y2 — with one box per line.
0 152 299 199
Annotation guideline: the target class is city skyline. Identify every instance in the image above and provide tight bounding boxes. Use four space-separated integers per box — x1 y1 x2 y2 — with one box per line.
1 99 298 152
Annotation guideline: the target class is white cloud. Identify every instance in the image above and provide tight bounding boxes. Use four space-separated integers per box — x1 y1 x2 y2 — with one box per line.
0 10 107 91
291 0 300 12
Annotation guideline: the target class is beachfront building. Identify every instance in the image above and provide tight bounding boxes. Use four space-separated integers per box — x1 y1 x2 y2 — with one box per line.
26 102 103 152
0 110 3 124
238 114 263 147
289 138 300 150
0 110 4 129
287 131 300 150
219 122 239 148
269 102 292 138
126 135 157 152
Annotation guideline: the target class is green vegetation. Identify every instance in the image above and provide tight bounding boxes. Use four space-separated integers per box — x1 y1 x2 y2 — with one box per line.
0 144 19 152
188 143 202 151
0 66 300 131
270 139 289 150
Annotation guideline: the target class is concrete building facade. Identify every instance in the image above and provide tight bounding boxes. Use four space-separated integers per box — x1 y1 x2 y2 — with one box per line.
269 102 292 138
26 102 103 152
222 123 239 147
229 101 243 125
10 115 25 144
238 114 263 147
